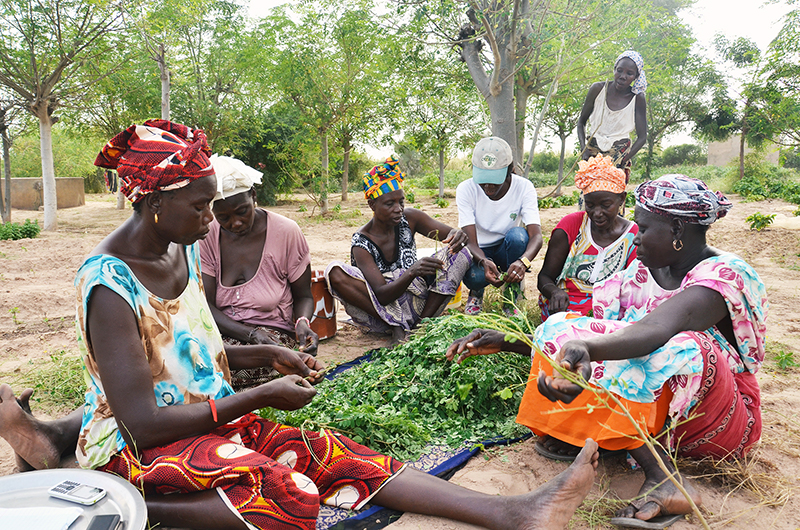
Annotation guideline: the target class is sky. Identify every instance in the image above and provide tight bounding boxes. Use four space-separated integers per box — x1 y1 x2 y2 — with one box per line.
246 0 794 151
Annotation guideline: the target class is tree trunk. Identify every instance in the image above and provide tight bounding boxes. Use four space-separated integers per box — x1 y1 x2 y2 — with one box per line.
738 131 746 180
320 132 329 214
37 111 58 231
487 84 518 163
341 134 350 202
523 78 559 178
159 44 170 120
645 136 655 181
554 133 567 197
438 147 445 199
116 188 125 209
515 85 529 160
0 111 11 223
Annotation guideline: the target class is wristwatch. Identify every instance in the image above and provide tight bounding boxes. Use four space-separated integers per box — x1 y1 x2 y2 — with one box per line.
519 256 532 271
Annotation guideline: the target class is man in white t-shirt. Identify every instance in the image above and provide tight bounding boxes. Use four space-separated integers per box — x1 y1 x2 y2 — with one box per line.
456 137 543 315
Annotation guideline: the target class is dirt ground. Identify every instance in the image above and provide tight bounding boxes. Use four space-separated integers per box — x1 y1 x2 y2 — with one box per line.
1 188 800 529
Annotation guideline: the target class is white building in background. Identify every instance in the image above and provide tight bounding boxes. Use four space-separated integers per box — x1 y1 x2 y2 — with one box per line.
707 134 780 166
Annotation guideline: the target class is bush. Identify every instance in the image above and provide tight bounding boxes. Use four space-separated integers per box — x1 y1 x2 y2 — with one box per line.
0 219 41 240
527 151 560 173
660 144 706 166
732 155 800 204
746 212 776 231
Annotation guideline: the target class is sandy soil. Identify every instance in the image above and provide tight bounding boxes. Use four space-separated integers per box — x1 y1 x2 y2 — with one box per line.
1 189 799 529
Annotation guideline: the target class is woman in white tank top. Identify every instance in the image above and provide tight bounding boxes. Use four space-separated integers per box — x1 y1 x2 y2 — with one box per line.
577 50 648 182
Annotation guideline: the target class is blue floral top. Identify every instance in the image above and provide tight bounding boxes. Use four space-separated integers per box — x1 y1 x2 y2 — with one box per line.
75 243 235 469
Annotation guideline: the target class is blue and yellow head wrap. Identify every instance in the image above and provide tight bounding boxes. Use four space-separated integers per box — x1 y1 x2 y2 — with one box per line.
363 155 404 200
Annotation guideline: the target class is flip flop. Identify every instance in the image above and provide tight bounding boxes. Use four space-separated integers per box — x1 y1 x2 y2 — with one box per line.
609 514 685 529
534 440 579 461
534 440 627 462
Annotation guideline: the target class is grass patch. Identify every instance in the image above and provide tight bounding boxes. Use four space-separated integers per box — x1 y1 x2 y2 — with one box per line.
4 351 85 413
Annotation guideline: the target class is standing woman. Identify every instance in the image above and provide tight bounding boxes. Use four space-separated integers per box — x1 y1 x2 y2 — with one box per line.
577 50 648 181
200 155 318 389
326 156 472 343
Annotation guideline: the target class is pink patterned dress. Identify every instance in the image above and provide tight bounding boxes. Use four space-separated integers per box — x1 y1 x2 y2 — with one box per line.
518 253 767 459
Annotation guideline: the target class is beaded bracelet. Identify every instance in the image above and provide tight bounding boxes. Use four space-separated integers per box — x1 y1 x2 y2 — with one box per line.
295 316 311 329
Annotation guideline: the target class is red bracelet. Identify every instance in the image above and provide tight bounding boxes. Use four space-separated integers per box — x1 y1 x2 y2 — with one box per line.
208 398 218 423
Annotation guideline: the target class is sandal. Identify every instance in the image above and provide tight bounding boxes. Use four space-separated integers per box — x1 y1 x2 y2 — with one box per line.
464 295 483 316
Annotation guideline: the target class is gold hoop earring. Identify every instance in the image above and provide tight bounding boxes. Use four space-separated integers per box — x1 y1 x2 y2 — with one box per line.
154 213 159 224
673 239 683 251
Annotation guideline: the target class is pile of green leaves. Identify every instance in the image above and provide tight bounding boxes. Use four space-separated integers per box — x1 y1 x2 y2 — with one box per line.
0 219 41 241
262 313 533 461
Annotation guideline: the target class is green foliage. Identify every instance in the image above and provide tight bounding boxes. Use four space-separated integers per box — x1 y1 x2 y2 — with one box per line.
732 156 800 204
745 212 776 231
264 314 531 460
235 105 315 205
434 197 450 208
538 191 580 210
9 129 107 192
776 348 799 371
529 170 575 188
660 144 706 166
0 219 41 241
527 151 560 173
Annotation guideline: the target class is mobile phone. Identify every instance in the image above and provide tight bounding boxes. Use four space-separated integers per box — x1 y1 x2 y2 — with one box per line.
86 514 122 530
48 479 107 505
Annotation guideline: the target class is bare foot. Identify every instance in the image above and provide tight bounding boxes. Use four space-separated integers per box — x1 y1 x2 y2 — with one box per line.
0 384 62 470
509 438 600 530
390 326 408 345
616 452 702 521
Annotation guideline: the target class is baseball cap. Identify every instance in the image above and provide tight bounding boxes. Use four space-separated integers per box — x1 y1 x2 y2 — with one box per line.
472 137 513 184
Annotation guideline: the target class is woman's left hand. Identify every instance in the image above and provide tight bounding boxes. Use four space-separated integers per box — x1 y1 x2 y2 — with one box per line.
296 320 319 355
536 340 592 403
442 229 468 254
505 260 527 284
272 347 326 381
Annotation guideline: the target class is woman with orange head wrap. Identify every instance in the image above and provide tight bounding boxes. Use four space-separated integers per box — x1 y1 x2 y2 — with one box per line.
537 155 638 320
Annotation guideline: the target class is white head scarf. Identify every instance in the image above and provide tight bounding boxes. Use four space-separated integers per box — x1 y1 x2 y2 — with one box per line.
615 50 647 95
210 154 263 201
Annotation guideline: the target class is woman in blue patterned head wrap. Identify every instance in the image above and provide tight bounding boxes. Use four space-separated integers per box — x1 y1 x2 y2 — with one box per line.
577 50 649 182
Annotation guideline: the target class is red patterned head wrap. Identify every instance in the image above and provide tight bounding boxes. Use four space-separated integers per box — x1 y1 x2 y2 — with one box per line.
94 119 214 203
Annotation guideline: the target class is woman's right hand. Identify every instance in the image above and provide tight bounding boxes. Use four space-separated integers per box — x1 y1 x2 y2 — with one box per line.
446 329 506 363
408 256 444 277
249 327 279 346
482 260 503 286
547 287 570 313
537 340 592 403
262 375 317 410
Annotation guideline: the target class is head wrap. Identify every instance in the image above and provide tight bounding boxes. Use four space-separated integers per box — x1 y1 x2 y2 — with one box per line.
615 51 647 95
94 119 214 204
363 155 405 200
574 154 627 194
635 174 732 225
210 154 263 202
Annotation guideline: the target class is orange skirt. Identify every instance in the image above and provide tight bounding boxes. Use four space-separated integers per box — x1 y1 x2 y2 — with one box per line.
516 349 672 451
